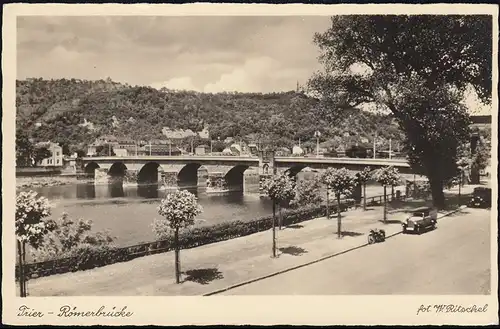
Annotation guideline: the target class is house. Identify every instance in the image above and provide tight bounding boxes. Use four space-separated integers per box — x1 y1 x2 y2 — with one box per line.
248 144 259 156
162 127 197 139
35 142 63 167
275 147 291 157
195 145 210 155
292 145 304 155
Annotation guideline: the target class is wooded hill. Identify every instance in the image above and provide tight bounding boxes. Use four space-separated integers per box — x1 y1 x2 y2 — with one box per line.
16 78 405 154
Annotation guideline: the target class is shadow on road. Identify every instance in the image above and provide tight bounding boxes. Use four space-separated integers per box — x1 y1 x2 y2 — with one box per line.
183 268 224 285
341 231 364 237
279 246 308 256
286 224 304 229
379 219 402 224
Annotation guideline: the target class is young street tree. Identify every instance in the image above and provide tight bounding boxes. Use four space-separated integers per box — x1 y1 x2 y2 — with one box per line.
262 173 296 257
356 166 372 210
308 16 492 209
15 191 56 297
373 166 401 223
154 190 202 284
322 168 357 238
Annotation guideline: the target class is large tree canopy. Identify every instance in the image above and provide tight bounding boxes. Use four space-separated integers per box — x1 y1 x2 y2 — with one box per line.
309 15 492 106
308 15 492 208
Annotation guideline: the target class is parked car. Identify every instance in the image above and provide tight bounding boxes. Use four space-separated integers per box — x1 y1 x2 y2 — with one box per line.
468 187 491 208
402 206 437 234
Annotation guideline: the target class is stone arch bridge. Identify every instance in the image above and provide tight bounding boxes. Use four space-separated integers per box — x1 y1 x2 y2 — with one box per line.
79 153 413 193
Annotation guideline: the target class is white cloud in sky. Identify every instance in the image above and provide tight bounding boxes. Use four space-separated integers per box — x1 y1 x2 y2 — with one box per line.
151 77 199 91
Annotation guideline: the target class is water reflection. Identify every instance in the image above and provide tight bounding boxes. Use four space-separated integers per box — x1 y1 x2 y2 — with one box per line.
109 182 124 198
137 184 159 199
76 183 96 199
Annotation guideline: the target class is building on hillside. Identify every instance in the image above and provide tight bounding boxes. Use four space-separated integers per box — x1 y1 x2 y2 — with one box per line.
275 147 291 157
229 143 242 156
162 127 197 139
292 145 304 156
248 143 259 156
222 147 233 156
35 142 63 167
195 145 210 155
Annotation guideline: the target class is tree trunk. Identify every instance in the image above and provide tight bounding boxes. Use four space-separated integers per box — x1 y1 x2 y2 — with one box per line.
22 242 27 295
383 185 387 223
174 228 180 284
458 181 461 206
429 178 446 209
17 240 25 297
337 195 342 239
272 201 277 257
326 188 330 219
278 204 283 230
363 183 366 210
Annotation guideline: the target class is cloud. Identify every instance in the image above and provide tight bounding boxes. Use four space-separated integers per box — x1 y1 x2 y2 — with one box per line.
151 77 200 91
16 16 332 91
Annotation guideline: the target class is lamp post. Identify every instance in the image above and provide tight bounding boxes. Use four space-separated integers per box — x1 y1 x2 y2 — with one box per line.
168 140 172 156
373 132 377 159
389 138 392 159
314 131 321 157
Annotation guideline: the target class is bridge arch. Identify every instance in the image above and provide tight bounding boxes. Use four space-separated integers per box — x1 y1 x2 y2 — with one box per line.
285 164 308 177
178 163 208 188
84 162 100 178
224 165 250 191
138 162 163 185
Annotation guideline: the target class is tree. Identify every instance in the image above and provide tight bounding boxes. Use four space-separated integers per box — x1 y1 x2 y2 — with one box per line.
33 146 52 166
16 129 34 167
373 166 401 223
15 191 56 297
262 174 296 257
322 168 357 238
308 15 492 209
95 143 115 156
154 190 202 283
290 175 323 208
356 166 372 210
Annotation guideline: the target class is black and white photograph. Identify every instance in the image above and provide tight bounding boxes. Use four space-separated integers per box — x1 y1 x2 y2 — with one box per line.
2 3 498 326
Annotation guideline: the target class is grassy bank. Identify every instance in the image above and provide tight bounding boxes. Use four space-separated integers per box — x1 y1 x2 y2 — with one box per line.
16 176 89 190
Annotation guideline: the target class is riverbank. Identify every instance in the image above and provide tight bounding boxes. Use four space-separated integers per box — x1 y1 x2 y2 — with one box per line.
16 176 91 190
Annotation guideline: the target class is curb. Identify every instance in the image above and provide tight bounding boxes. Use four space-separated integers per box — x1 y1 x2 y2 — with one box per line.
203 206 466 296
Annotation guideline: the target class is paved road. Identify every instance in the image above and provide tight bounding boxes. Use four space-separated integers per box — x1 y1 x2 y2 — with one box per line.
223 208 491 295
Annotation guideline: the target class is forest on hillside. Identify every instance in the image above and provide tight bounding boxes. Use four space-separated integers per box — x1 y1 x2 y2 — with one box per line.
16 78 405 155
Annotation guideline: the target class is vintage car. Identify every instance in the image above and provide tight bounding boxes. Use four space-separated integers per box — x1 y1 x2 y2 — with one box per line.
468 187 491 208
402 206 437 234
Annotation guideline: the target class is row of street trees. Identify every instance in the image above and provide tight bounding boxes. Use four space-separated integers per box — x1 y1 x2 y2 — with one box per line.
263 166 402 255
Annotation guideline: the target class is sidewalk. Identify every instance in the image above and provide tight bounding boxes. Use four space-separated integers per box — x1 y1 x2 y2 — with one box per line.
26 205 421 297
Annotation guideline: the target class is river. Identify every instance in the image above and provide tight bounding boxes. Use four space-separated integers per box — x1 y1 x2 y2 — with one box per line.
29 180 404 248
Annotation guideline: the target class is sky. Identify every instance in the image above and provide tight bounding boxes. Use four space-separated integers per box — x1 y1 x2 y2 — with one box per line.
17 16 331 93
17 15 491 114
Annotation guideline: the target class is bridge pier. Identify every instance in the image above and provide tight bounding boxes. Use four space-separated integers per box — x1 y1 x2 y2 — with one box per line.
243 167 260 193
161 171 179 190
95 168 109 185
206 172 227 191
